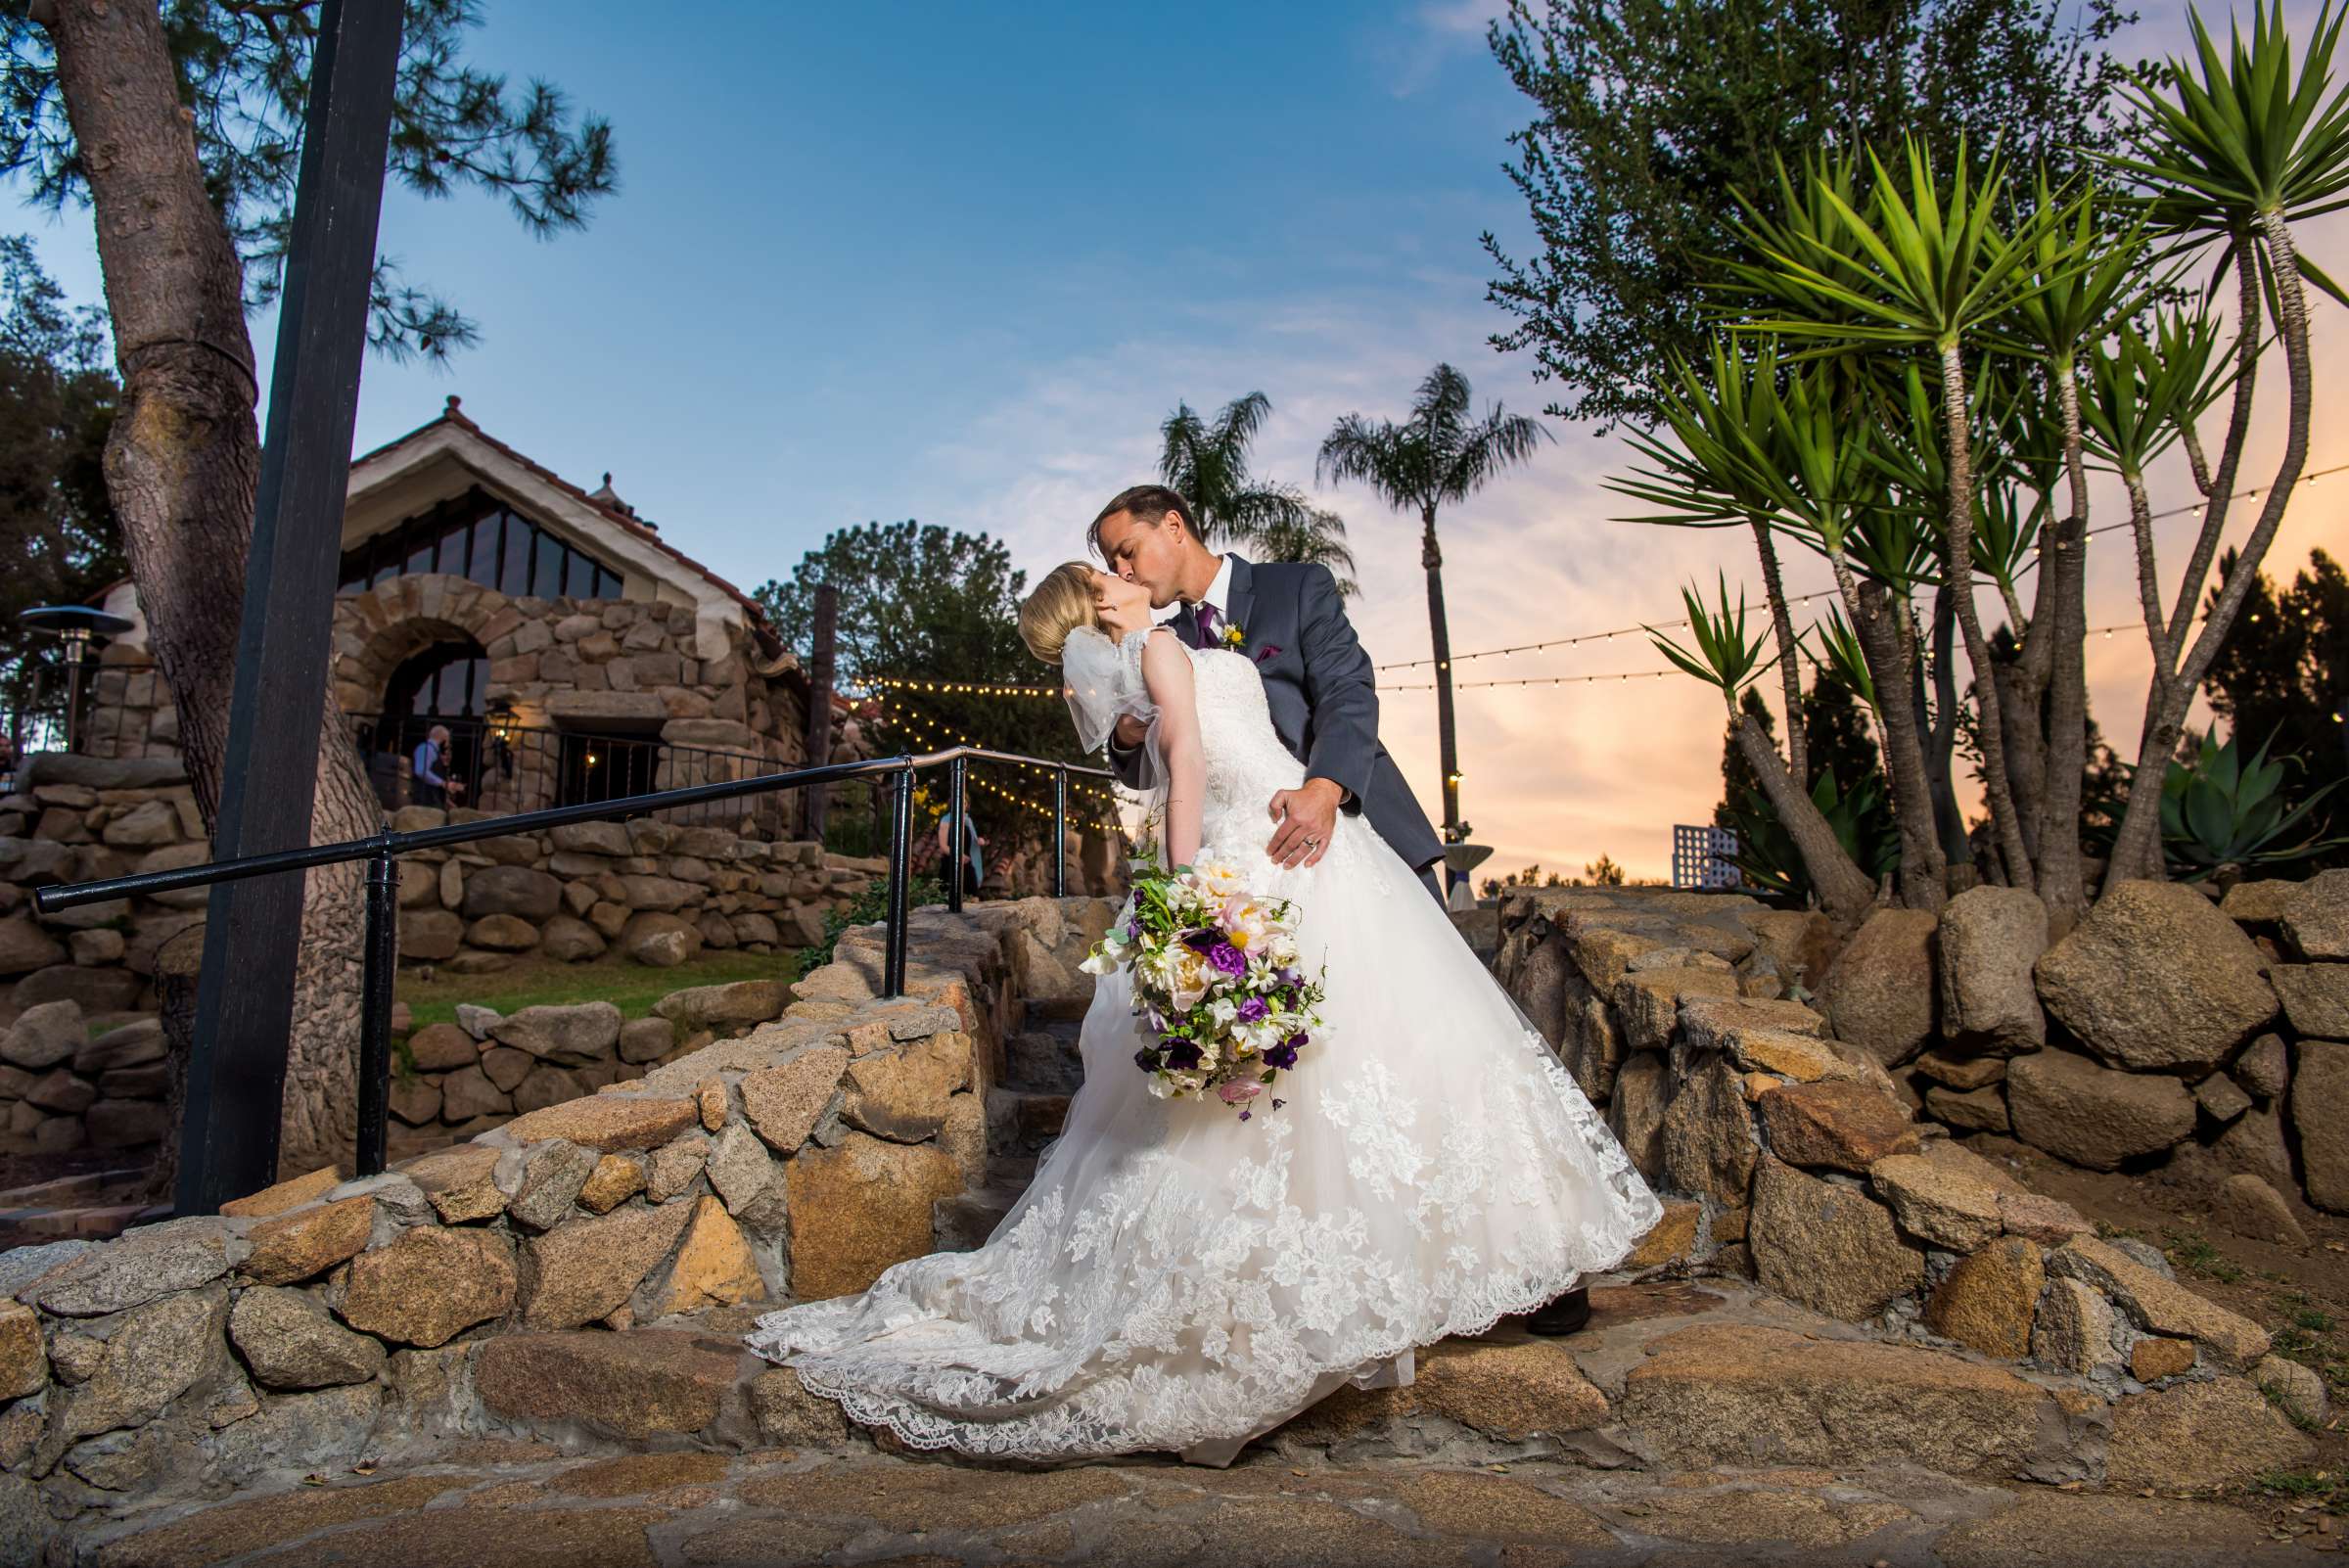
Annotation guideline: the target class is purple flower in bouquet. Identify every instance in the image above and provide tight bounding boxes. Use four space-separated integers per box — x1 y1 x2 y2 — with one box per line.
1164 1038 1203 1070
1182 929 1221 954
1236 996 1268 1024
1208 942 1246 978
1276 967 1303 989
1263 1032 1305 1070
1132 1046 1159 1072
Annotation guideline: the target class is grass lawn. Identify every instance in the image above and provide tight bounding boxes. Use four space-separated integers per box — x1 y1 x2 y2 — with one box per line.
397 948 803 1033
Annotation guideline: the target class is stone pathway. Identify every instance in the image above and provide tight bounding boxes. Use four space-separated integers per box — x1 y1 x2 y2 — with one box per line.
73 1443 2334 1567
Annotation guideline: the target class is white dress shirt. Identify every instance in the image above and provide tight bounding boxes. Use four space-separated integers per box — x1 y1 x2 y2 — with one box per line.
1190 555 1235 629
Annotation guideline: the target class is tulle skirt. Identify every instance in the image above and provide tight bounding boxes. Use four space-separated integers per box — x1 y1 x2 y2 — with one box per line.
745 813 1662 1465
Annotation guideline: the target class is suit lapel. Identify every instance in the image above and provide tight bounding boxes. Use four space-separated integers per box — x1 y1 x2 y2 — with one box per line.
1173 600 1201 649
1222 556 1256 651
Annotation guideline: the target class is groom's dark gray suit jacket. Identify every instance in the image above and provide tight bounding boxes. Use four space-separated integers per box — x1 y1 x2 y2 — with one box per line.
1110 554 1445 877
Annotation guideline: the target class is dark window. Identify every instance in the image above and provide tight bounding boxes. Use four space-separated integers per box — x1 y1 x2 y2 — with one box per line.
336 489 622 604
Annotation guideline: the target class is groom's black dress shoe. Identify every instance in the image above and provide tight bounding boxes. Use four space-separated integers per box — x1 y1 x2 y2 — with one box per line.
1524 1287 1591 1336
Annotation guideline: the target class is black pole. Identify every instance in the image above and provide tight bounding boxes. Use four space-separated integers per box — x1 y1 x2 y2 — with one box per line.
801 582 838 841
1052 767 1068 898
884 767 912 997
178 0 406 1214
356 848 396 1176
945 755 966 913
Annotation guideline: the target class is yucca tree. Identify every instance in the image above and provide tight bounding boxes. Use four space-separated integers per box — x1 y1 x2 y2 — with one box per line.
1649 576 1880 922
1156 392 1356 588
2095 0 2349 890
1318 364 1549 841
1732 137 2093 896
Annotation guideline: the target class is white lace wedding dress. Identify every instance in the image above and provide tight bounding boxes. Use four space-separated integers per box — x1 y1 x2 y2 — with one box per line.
746 638 1662 1465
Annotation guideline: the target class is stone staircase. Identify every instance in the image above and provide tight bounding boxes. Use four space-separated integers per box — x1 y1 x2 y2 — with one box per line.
934 992 1085 1250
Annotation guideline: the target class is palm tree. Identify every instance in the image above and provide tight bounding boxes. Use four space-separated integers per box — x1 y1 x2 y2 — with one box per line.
1318 363 1549 842
1158 392 1359 590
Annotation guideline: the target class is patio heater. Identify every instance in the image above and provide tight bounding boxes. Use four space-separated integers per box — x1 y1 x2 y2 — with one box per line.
18 604 137 754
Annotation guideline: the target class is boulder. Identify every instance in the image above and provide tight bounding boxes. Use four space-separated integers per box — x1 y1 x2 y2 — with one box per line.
577 1153 646 1214
704 1121 780 1219
72 1017 165 1077
618 1017 676 1064
338 1226 518 1347
549 820 632 857
1935 886 2049 1054
637 1195 765 1316
228 1286 387 1390
0 1302 43 1402
1626 1202 1701 1268
394 1143 509 1223
1754 1080 1919 1173
785 1130 964 1299
1614 966 1741 1051
621 910 701 967
1749 1156 1924 1321
239 1195 375 1286
2032 1275 2122 1375
2034 880 2277 1072
1817 908 1938 1068
512 1063 587 1115
2191 1071 2252 1124
1660 1052 1759 1202
24 1216 237 1316
1608 1050 1669 1182
219 1165 341 1220
2206 1172 2309 1247
2271 963 2349 1039
33 1286 228 1473
437 1064 512 1121
2132 1336 2197 1381
465 913 540 952
521 1198 696 1329
398 909 463 963
505 1138 599 1230
653 979 793 1032
1615 1321 2050 1474
2291 1039 2349 1213
842 1031 970 1142
2234 1033 2289 1100
1922 1235 2043 1359
1999 1188 2093 1245
646 1130 709 1202
2045 1236 2270 1369
404 1022 478 1073
1924 1083 2010 1133
2214 1100 2297 1194
492 1001 622 1065
475 1329 739 1440
539 915 607 963
2105 1378 2312 1490
501 1092 699 1152
460 865 562 922
740 1044 851 1152
2257 1354 2331 1428
0 916 66 977
2221 878 2304 924
1911 1048 2006 1090
2006 1048 2196 1172
478 1046 532 1093
0 998 84 1071
1868 1152 2003 1252
2280 867 2349 959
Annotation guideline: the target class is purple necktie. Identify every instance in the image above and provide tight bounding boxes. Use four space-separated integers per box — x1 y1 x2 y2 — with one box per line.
1191 602 1219 649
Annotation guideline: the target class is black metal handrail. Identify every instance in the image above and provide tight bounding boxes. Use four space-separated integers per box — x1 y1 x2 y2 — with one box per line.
31 744 1116 1177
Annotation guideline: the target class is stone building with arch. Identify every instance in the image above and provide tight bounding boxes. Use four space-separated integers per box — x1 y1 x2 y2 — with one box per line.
87 397 824 838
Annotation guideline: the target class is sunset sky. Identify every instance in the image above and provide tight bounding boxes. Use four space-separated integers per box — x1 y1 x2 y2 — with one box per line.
20 0 2348 880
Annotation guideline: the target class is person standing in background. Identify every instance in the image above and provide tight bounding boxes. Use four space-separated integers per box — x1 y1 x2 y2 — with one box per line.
936 808 987 899
411 723 464 808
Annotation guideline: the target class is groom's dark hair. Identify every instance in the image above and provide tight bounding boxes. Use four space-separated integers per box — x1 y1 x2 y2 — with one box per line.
1089 484 1198 557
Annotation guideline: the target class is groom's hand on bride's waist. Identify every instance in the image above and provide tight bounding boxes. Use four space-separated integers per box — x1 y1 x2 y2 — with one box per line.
1267 778 1346 868
1113 715 1148 749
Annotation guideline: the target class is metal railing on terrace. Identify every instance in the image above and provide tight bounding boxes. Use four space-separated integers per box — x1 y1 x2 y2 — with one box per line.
31 746 1116 1180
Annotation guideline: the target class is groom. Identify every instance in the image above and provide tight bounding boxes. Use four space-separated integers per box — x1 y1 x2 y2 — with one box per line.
1089 484 1592 1336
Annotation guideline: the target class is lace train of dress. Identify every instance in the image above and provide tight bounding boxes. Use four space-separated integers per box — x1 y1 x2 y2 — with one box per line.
746 645 1663 1465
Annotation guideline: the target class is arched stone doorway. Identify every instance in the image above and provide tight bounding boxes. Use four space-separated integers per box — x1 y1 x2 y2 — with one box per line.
365 636 489 808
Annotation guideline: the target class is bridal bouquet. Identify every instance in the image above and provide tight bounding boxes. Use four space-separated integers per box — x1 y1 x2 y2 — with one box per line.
1081 857 1325 1120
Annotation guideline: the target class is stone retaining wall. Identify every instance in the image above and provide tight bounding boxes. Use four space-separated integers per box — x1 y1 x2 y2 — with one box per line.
0 896 1110 1529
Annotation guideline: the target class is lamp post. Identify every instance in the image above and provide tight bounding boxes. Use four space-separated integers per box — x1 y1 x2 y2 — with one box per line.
18 605 137 755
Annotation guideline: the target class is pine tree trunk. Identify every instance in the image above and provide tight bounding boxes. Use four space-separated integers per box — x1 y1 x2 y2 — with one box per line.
1423 509 1460 840
48 0 377 1180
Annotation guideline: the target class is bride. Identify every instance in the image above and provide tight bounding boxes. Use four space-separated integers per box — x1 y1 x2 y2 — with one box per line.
746 564 1661 1466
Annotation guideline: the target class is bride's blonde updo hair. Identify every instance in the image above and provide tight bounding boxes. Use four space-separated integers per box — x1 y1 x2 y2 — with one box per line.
1018 561 1099 666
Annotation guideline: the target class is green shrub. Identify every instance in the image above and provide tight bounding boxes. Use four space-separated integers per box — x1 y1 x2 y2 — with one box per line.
796 875 945 980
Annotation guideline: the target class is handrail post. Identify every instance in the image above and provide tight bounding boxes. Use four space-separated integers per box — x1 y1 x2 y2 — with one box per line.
884 766 912 997
944 754 967 913
1052 767 1068 899
357 846 397 1177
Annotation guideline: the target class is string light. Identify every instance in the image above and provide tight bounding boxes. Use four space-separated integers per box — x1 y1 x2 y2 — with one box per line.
875 699 1119 806
1375 461 2349 672
866 675 1068 700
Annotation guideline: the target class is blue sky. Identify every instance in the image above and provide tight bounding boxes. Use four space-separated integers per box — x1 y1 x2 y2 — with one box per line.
17 1 2347 879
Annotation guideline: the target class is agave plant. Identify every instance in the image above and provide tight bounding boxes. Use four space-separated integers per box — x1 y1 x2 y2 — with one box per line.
1725 768 1903 908
2159 727 2346 880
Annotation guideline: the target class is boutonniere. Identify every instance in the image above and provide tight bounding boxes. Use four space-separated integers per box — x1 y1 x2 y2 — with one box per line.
1219 621 1248 650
